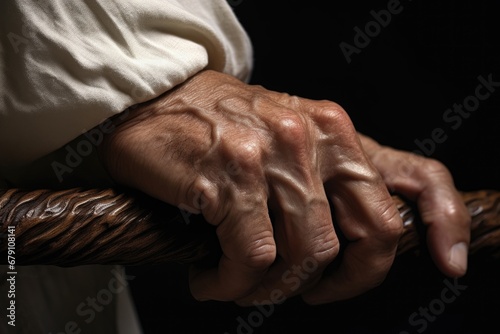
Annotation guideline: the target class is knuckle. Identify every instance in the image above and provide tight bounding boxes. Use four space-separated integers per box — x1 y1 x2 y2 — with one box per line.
305 229 340 266
225 137 263 172
308 246 339 271
376 203 405 242
351 164 387 187
318 101 348 120
443 202 472 228
183 176 216 214
314 102 354 133
275 113 308 145
244 240 277 271
364 167 385 184
420 158 450 178
420 196 471 232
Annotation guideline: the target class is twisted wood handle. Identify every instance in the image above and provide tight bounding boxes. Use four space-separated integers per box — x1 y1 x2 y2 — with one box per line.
0 188 499 267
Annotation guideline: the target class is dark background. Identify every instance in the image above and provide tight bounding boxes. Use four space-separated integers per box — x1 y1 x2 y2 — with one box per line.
128 1 500 333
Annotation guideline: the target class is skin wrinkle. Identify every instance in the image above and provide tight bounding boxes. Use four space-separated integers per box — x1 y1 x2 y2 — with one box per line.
318 138 368 179
98 70 470 304
329 195 367 241
170 104 222 159
266 167 318 217
217 225 275 262
266 164 337 264
328 176 401 244
209 181 253 224
334 159 378 182
280 212 339 262
214 204 276 274
217 96 266 130
418 184 460 224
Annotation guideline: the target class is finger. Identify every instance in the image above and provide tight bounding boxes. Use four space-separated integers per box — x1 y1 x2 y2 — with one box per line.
189 195 276 301
302 168 403 304
234 111 339 305
297 110 403 304
416 177 470 278
386 157 470 277
235 180 339 305
360 137 471 277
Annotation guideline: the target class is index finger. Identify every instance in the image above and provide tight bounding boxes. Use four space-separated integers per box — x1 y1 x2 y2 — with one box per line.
189 195 276 301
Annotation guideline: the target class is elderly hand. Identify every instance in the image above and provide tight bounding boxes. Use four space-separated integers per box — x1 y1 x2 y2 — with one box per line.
294 135 472 304
99 70 404 305
357 133 471 278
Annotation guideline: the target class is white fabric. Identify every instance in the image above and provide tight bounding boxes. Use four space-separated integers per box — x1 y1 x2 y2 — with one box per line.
0 0 252 166
0 1 253 332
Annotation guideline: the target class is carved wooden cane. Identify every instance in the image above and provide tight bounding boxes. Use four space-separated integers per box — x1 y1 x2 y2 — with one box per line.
0 187 499 267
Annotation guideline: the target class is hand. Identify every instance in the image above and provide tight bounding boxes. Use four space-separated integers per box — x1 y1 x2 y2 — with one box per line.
357 133 471 278
98 70 403 305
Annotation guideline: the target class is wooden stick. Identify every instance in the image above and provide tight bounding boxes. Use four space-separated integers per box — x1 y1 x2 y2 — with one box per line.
1 188 499 267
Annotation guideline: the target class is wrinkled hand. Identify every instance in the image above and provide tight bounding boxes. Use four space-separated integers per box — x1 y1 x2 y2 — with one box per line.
99 70 404 305
357 133 471 278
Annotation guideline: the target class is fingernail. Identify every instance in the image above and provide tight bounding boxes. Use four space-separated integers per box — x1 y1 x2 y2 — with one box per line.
449 242 468 274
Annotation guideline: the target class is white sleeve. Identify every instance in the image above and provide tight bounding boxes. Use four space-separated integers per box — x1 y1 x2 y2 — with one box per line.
0 0 253 166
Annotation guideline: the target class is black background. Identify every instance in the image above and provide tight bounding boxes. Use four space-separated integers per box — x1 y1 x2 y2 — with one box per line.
128 1 500 333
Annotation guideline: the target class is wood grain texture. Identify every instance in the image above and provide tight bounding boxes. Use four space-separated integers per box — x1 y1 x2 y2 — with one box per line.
0 187 499 267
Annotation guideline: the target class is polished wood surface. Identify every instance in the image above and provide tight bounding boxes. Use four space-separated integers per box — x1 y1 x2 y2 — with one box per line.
1 187 499 266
